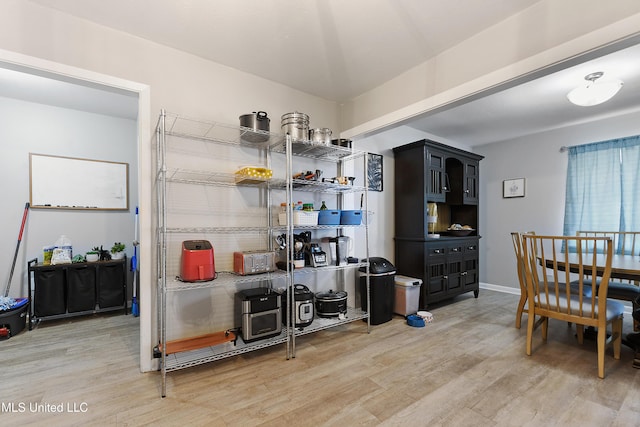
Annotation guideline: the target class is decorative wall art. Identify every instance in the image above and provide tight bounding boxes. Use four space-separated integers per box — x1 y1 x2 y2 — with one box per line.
367 153 383 192
503 178 525 198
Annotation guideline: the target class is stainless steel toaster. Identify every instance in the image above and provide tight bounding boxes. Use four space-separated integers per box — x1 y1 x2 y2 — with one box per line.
233 251 276 275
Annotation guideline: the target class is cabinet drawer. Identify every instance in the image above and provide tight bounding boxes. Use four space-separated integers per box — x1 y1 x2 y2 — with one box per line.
463 241 478 254
426 245 446 256
447 242 465 256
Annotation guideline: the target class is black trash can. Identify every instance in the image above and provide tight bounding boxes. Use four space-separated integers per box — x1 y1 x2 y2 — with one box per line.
359 257 396 325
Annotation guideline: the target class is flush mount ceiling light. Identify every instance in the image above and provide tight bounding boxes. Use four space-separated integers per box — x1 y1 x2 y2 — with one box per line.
567 71 624 107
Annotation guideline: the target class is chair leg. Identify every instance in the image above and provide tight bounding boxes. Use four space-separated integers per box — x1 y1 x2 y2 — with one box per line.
613 317 622 360
633 299 639 332
541 318 548 341
576 325 584 345
526 313 535 356
516 294 527 329
597 326 607 379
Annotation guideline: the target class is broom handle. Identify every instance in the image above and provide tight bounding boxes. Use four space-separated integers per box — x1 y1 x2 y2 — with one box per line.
4 202 30 297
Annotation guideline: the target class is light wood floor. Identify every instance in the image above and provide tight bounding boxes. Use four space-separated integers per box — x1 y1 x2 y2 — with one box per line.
1 290 639 426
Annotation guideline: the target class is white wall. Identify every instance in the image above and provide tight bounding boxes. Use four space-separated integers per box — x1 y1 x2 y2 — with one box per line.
0 0 340 372
341 1 640 135
475 110 640 290
0 96 137 298
352 126 472 264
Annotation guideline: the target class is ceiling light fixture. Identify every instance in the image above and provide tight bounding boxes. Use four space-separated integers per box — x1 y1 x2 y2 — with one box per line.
567 71 623 107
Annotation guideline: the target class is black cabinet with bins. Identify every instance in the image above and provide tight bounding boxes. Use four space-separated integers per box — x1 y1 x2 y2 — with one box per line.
27 257 127 329
393 139 483 308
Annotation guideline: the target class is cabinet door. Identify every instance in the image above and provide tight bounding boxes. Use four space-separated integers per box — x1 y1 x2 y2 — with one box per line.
425 256 446 299
462 240 479 291
445 241 464 293
462 160 479 205
426 149 447 202
446 258 464 293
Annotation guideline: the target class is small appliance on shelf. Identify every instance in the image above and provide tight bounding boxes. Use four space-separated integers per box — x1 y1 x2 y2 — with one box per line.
234 288 282 343
179 240 216 282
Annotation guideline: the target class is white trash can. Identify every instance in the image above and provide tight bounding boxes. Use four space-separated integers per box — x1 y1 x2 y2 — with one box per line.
394 275 422 316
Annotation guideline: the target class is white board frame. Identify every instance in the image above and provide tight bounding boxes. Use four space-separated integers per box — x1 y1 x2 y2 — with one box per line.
30 153 129 210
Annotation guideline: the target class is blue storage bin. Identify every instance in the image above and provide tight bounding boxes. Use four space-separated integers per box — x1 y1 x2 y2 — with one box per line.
318 210 341 225
340 210 362 225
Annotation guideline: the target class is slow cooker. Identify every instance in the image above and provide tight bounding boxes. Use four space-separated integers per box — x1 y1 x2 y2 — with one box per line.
282 284 314 328
315 290 347 318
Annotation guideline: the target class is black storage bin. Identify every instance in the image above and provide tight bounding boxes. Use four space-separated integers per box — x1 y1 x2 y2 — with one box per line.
33 268 66 317
97 262 125 308
67 264 96 312
0 299 29 337
359 257 396 325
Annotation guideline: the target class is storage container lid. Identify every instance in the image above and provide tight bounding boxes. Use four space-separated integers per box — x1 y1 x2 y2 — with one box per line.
359 257 395 274
395 275 423 287
315 290 347 301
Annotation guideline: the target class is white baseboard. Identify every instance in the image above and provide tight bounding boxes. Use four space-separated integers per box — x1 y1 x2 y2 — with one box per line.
479 282 634 316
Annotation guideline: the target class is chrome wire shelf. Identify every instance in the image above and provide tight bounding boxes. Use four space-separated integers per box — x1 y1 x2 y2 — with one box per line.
163 112 284 148
163 226 270 234
164 270 287 292
271 138 363 162
293 307 368 337
164 329 290 372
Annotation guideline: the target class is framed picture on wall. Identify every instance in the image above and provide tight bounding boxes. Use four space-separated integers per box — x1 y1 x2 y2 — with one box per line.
367 153 383 192
503 178 525 198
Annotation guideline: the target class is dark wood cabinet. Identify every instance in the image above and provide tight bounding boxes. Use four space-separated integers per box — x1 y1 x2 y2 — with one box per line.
393 140 483 308
27 257 127 329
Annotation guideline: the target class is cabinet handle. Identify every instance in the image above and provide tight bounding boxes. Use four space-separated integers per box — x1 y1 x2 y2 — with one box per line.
464 189 470 194
462 271 468 276
451 248 459 252
434 249 441 254
467 246 475 250
443 275 448 280
442 173 451 192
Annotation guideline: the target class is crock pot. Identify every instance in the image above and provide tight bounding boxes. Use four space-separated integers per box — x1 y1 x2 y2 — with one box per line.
315 289 347 318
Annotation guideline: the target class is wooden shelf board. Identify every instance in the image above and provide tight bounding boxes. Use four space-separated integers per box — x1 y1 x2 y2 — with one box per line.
161 331 237 354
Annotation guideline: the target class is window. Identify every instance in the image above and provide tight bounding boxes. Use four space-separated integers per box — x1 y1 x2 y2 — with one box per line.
563 135 640 240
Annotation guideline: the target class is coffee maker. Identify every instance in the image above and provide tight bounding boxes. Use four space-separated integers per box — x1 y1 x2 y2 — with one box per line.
328 235 351 266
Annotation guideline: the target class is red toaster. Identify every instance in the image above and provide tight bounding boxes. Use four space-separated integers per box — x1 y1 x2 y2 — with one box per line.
180 240 216 282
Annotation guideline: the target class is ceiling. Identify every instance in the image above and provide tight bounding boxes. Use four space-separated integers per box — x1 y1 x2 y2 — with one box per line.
3 0 639 146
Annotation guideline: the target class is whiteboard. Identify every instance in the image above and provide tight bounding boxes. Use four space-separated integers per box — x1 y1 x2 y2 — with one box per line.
30 153 129 210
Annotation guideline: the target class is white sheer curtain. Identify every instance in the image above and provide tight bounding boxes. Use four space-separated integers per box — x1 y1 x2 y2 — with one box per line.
563 135 640 252
620 138 640 237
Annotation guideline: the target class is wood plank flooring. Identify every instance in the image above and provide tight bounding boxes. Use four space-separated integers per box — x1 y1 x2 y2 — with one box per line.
1 290 639 426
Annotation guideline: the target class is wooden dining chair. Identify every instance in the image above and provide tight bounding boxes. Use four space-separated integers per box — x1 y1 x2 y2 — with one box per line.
576 231 640 329
511 231 591 329
511 232 529 329
521 234 624 378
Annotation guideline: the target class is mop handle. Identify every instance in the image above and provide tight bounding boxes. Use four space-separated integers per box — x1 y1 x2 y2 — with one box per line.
4 202 30 297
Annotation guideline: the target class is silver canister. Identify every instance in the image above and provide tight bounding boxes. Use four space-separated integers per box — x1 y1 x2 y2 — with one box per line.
309 128 332 145
281 111 309 141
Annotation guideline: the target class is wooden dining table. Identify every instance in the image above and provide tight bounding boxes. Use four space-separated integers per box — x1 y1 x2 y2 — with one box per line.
546 253 640 282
